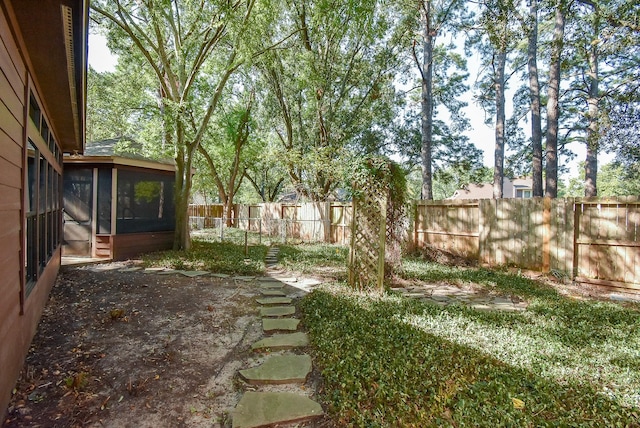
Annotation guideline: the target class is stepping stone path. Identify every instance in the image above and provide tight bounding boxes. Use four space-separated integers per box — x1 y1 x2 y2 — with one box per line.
390 284 529 311
232 247 323 428
265 247 280 268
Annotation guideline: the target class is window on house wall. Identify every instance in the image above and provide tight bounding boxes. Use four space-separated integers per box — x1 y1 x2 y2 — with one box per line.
116 170 175 234
516 189 532 198
25 142 37 290
25 91 63 296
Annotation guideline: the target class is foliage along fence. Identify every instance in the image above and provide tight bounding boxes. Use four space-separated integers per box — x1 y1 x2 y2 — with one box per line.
414 196 640 292
189 196 640 292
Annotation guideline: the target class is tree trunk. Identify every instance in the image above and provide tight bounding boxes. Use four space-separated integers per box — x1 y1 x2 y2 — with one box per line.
173 135 194 251
493 49 507 199
545 3 566 198
528 0 543 197
420 2 435 200
224 198 234 227
584 8 599 197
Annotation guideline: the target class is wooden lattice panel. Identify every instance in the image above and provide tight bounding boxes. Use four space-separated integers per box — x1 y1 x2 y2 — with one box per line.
348 191 386 290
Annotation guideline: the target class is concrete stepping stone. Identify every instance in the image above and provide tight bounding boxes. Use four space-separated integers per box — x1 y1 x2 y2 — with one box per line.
256 276 279 281
157 269 180 275
260 289 287 297
120 267 143 272
251 332 309 351
210 273 230 278
260 306 295 317
271 276 297 283
263 318 300 333
233 276 256 281
179 270 210 277
259 282 285 289
239 354 312 385
256 297 292 305
232 391 322 428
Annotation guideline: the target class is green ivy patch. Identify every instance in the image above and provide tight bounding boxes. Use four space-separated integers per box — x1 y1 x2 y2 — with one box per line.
141 239 267 275
301 285 640 427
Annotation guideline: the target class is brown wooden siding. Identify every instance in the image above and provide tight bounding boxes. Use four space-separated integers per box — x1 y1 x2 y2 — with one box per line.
0 2 27 414
112 231 174 261
0 3 63 416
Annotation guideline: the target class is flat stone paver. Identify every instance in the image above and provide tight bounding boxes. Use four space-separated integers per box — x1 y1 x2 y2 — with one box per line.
239 354 312 385
256 297 292 305
233 276 256 281
232 391 323 428
260 289 287 297
210 273 230 278
393 283 528 312
260 306 296 317
120 267 143 272
251 332 309 351
259 282 285 289
263 318 300 333
270 276 297 283
157 269 180 275
179 270 210 277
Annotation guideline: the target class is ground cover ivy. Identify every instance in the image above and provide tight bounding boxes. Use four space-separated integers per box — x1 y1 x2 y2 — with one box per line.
278 243 347 275
301 280 640 427
141 239 267 275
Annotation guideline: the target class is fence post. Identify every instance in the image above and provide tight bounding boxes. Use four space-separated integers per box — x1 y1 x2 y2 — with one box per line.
542 197 551 273
220 217 224 241
478 199 493 265
572 200 581 279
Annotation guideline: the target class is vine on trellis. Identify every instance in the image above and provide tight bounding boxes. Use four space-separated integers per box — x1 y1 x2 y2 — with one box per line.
348 156 407 291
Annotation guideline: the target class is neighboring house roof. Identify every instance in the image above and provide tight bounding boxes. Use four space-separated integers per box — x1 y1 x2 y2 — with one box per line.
451 177 534 199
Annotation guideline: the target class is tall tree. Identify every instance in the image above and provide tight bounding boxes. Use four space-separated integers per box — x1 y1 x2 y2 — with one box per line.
527 0 544 197
412 0 469 200
582 0 600 197
471 0 519 198
395 41 481 195
545 0 568 198
257 0 400 201
92 0 260 250
197 91 255 225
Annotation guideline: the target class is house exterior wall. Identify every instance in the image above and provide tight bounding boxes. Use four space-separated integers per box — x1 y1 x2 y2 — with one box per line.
0 4 30 415
0 0 86 416
451 177 533 200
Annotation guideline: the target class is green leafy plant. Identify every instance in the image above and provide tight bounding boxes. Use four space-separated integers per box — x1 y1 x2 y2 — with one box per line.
301 275 640 426
141 239 267 275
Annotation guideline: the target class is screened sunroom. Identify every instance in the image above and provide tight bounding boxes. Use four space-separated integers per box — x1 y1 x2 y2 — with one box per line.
63 140 176 260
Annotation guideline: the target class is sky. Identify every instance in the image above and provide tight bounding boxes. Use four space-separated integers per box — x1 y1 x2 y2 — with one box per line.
88 33 610 180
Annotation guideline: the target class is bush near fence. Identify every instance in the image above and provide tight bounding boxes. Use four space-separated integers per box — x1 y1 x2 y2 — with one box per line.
189 197 640 292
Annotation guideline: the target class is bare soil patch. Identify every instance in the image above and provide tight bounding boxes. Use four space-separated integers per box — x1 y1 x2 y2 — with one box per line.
2 262 292 427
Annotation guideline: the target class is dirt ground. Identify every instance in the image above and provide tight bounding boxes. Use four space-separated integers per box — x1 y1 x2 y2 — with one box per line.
2 262 326 428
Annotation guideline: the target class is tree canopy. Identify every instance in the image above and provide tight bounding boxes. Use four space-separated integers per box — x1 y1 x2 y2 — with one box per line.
87 0 640 226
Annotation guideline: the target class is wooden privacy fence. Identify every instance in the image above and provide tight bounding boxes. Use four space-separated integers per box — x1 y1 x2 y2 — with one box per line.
188 202 353 245
189 197 639 291
414 196 640 292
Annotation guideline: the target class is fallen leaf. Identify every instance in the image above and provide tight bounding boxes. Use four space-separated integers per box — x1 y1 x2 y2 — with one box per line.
512 397 525 410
